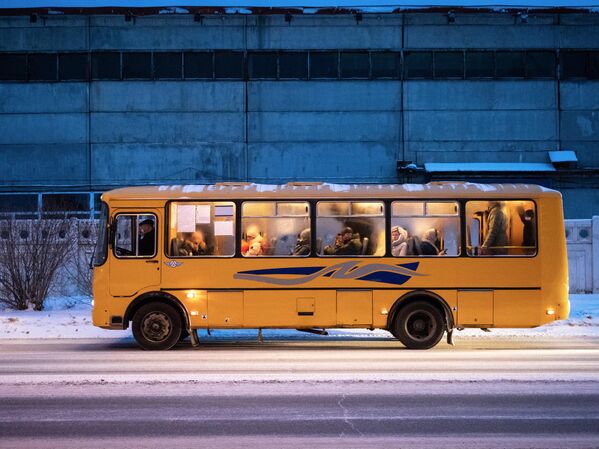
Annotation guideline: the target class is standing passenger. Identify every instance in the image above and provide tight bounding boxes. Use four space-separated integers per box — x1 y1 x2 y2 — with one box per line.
481 201 508 255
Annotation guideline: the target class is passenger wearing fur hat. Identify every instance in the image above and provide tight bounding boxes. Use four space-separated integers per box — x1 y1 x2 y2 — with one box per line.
391 225 409 257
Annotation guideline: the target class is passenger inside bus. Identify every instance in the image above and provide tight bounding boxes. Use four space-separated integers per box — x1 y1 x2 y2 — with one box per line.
391 226 409 256
481 201 508 255
242 224 272 256
179 231 210 256
293 228 311 256
324 227 362 256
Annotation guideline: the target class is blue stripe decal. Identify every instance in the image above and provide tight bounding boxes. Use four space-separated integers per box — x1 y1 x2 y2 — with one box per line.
234 261 425 286
398 262 419 271
357 272 410 285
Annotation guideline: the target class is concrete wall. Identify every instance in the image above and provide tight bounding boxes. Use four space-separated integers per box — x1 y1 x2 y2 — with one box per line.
0 12 598 217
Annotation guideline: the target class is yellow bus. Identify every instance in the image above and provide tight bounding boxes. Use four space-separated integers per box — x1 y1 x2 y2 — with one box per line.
92 182 569 350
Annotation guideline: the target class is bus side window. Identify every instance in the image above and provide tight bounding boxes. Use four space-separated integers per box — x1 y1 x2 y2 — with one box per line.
391 201 460 257
316 201 385 257
167 202 235 257
241 201 310 257
466 200 537 257
114 214 156 258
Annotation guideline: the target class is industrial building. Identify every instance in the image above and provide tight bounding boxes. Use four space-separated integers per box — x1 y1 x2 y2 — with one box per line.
0 1 598 218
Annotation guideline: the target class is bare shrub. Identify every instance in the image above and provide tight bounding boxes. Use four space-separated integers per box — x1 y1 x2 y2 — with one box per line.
0 217 74 311
66 247 94 298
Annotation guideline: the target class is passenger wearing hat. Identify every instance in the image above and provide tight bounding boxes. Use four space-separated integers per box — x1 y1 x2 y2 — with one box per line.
391 225 409 257
138 218 156 256
333 226 362 256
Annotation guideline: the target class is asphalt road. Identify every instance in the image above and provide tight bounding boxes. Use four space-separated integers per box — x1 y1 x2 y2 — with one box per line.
1 336 599 449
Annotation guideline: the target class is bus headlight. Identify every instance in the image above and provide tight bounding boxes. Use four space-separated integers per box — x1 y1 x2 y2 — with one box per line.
546 308 555 316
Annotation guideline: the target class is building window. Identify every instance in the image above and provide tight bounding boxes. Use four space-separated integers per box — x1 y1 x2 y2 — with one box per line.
560 51 588 79
590 52 599 79
42 193 89 218
248 52 278 79
184 52 213 79
0 194 38 219
0 54 27 81
496 51 525 78
391 202 460 257
123 52 152 79
316 201 385 257
310 52 338 79
526 51 555 78
154 52 182 79
168 202 235 257
279 52 308 79
466 200 536 257
214 51 244 79
92 52 121 80
59 53 88 81
404 51 432 79
28 53 57 81
434 51 464 78
465 51 494 78
340 52 369 79
241 202 310 257
371 52 400 79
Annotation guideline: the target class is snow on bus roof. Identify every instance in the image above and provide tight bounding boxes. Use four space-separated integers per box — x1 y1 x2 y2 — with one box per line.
1 0 597 13
104 182 560 201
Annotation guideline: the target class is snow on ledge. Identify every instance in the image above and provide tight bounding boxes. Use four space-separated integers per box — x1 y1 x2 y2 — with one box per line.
1 0 599 11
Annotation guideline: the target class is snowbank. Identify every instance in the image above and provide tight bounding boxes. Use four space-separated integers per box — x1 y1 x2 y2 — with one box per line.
0 294 597 341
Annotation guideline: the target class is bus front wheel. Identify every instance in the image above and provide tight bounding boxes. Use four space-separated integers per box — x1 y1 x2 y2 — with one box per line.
392 301 445 350
132 302 182 350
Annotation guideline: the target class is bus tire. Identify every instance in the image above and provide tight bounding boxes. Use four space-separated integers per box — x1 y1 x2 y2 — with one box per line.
392 301 445 350
132 302 182 350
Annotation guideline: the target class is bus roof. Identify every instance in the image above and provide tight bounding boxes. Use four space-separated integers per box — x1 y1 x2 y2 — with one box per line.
102 182 561 202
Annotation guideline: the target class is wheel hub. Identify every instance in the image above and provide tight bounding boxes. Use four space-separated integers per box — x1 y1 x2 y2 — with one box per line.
142 312 171 342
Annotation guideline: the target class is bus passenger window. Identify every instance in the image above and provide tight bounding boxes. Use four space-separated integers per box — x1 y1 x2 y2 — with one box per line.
114 214 156 258
167 202 235 257
391 201 459 256
316 201 385 257
241 201 310 257
466 200 536 256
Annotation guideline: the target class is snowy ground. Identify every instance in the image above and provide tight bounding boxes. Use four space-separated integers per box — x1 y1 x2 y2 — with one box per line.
0 294 597 341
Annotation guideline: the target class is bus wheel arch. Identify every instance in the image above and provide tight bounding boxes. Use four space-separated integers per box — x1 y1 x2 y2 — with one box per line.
387 291 454 349
124 291 190 334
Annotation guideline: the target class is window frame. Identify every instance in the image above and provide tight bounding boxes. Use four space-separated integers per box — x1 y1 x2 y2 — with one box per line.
165 200 236 259
464 198 539 258
390 200 462 258
112 212 158 259
316 200 386 258
240 200 311 258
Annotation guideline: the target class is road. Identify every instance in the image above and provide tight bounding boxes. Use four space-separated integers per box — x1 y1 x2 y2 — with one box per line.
1 336 599 449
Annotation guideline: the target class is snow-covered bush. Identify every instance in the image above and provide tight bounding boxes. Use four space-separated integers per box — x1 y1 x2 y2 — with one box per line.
0 217 74 311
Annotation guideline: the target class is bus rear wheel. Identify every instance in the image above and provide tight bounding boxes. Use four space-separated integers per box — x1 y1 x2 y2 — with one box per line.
132 302 182 350
392 301 445 350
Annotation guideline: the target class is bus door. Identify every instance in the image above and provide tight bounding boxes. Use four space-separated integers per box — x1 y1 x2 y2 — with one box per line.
109 211 161 297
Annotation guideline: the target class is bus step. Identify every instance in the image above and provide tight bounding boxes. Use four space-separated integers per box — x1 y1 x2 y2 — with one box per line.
296 328 328 336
